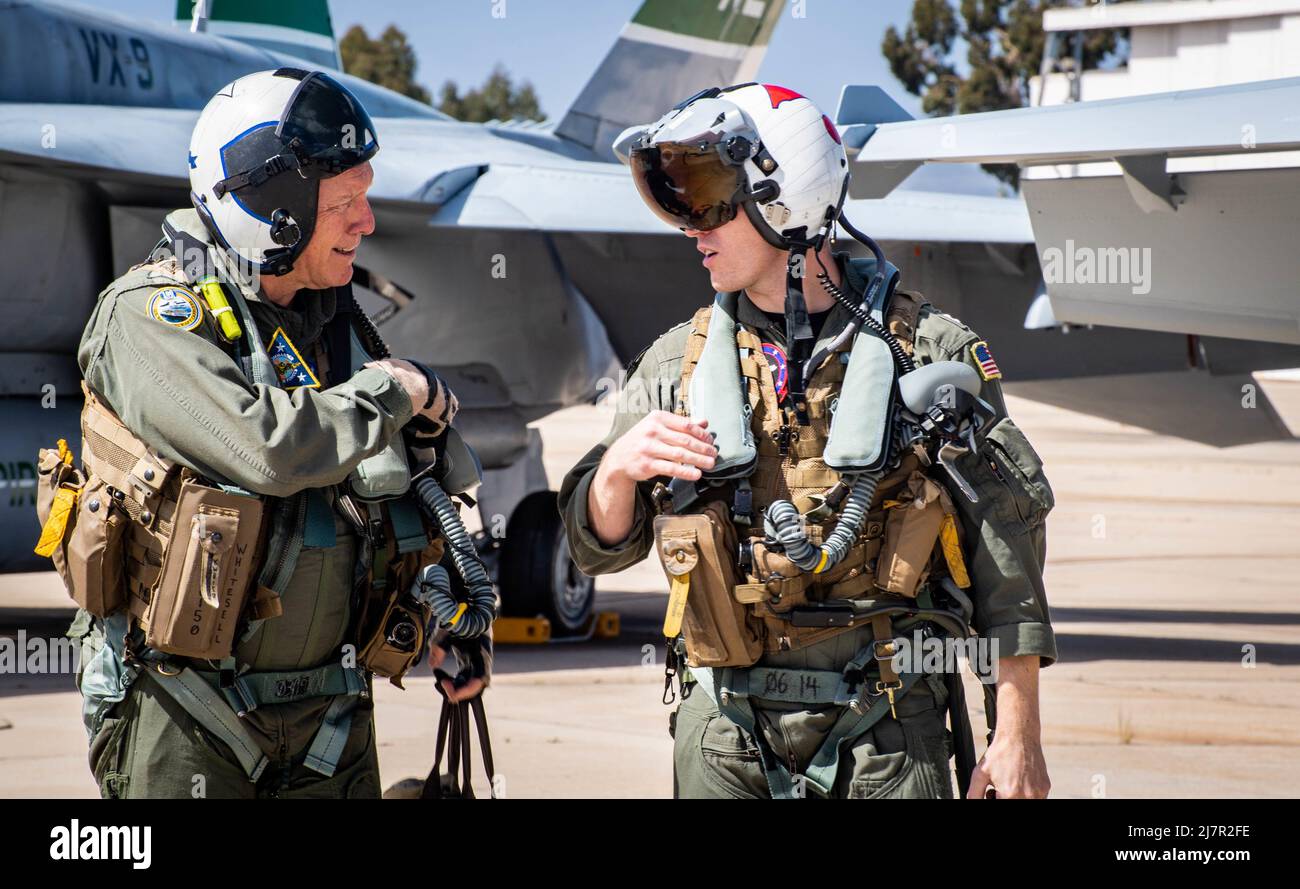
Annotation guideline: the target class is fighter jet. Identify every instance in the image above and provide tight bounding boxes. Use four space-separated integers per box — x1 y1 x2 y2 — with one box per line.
2 0 1293 628
837 76 1300 449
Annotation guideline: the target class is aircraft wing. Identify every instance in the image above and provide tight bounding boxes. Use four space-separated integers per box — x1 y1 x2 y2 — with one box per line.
841 78 1300 345
0 103 1033 241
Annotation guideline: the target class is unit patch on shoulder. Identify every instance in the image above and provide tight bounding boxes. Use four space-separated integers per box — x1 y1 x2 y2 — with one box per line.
147 287 204 332
267 327 321 390
970 340 1002 381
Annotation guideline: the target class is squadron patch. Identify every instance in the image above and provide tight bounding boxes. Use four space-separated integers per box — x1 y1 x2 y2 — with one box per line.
267 327 321 390
970 340 1002 381
762 342 789 402
147 287 204 332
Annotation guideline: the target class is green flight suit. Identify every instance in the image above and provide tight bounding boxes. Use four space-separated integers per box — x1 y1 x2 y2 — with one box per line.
558 254 1058 799
69 208 415 798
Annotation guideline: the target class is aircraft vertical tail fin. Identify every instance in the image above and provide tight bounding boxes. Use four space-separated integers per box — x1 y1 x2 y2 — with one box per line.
176 0 341 70
556 0 784 159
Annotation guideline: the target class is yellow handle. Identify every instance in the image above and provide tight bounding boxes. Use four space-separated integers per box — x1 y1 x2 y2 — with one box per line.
447 602 469 628
198 276 242 343
939 513 971 588
34 486 78 557
663 572 690 638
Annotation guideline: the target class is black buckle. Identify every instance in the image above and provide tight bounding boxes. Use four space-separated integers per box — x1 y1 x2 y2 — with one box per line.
732 484 753 528
788 603 855 628
367 517 387 549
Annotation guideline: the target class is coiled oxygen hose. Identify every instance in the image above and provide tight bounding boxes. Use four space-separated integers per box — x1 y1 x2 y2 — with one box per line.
346 292 496 639
413 476 497 638
764 472 882 573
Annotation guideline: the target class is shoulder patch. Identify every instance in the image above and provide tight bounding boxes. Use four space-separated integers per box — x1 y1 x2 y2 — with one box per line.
970 340 1002 381
146 286 204 331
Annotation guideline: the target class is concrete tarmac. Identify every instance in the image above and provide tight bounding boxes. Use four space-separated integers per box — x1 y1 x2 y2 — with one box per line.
3 384 1298 798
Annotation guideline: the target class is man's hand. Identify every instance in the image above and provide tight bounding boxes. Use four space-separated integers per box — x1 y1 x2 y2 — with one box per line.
364 359 459 433
600 411 717 485
967 654 1050 799
429 633 491 704
365 358 427 416
587 411 716 546
967 733 1050 799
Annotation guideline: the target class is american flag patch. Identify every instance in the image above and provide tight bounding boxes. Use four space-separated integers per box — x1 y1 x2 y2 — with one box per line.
970 340 1002 381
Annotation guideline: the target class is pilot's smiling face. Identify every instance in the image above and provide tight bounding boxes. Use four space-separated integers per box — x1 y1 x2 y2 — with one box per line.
294 161 376 290
685 211 785 295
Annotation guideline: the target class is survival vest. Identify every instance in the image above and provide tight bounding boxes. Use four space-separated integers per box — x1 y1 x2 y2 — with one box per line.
657 289 970 666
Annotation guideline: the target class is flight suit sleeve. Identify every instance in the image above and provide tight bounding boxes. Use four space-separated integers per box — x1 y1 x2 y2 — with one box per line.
917 315 1059 667
557 331 687 576
78 277 414 498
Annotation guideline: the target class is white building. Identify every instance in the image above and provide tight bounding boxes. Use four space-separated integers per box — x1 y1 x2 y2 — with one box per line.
1032 0 1300 105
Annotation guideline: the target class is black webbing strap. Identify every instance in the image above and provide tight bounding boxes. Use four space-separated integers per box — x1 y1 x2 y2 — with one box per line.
421 695 496 799
213 152 298 198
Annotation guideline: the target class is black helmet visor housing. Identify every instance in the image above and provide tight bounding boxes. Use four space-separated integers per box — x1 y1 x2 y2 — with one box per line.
277 71 379 176
629 141 747 232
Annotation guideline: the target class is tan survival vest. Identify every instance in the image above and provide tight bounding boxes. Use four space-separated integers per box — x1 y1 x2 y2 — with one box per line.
656 290 970 666
35 325 441 683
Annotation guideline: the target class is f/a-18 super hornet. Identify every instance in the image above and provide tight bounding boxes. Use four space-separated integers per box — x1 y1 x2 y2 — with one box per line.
3 0 1295 628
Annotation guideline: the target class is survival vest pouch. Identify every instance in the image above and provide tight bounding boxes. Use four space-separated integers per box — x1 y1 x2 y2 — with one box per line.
876 470 958 598
353 501 445 685
334 292 413 502
142 478 264 659
653 500 763 668
34 440 119 615
36 383 270 661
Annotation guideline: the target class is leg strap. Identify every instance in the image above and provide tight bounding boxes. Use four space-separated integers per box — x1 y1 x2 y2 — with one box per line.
153 661 369 782
147 664 269 782
303 694 361 778
712 634 924 799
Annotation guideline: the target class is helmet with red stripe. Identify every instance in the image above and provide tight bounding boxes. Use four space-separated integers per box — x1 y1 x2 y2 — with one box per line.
614 82 848 250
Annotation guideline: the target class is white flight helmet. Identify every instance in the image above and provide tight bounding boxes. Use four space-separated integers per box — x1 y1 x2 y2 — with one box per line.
188 68 378 277
614 83 848 250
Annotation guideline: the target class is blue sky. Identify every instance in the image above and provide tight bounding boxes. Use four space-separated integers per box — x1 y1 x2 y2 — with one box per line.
100 0 925 121
94 0 1001 194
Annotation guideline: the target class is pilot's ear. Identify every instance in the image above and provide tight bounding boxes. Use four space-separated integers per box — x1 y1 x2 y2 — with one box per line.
612 125 650 166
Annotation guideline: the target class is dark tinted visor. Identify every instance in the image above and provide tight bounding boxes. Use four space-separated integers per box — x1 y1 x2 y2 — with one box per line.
277 72 379 177
629 141 744 231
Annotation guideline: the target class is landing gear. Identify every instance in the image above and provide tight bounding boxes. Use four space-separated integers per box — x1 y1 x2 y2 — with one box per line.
497 490 594 635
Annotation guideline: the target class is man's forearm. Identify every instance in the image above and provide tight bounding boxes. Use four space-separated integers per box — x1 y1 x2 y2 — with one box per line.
587 458 640 546
994 654 1042 740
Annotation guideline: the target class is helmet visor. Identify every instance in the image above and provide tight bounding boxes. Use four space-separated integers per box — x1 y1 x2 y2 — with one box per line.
277 72 379 177
629 141 744 231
